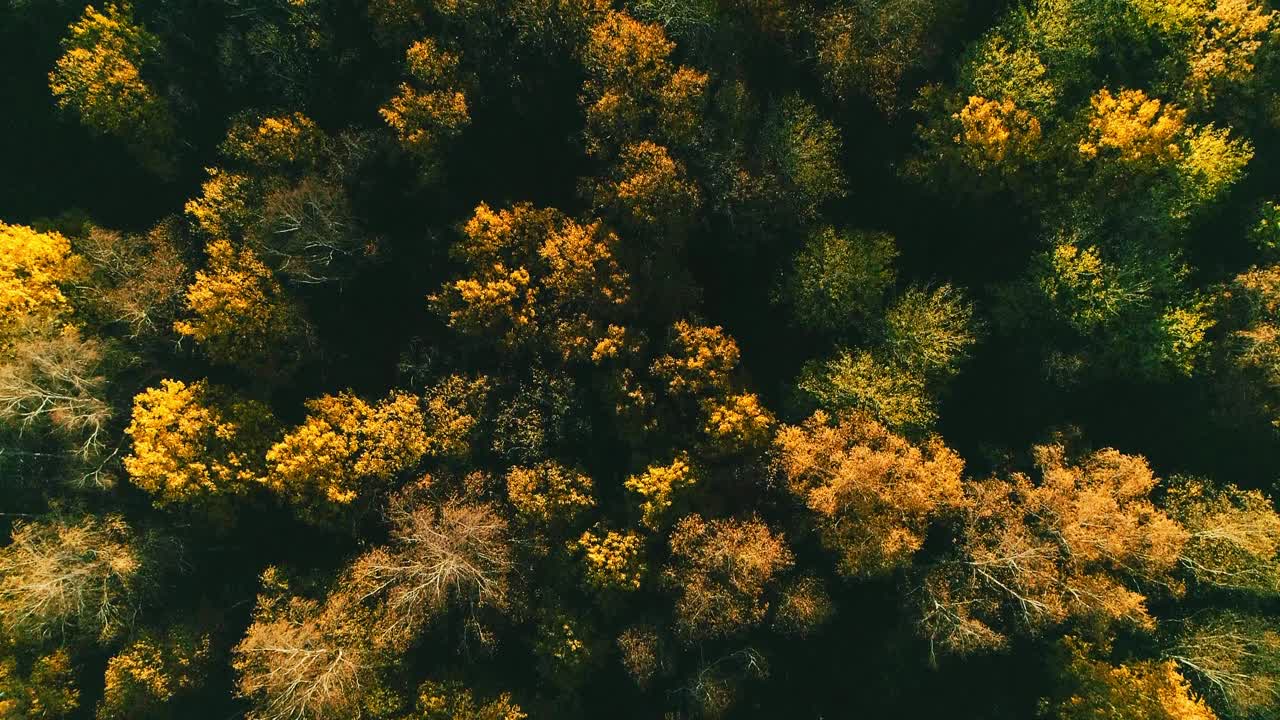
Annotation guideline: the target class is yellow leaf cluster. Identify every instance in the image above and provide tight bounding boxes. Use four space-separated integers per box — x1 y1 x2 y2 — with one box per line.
775 410 966 577
574 525 645 591
223 112 324 169
413 679 527 720
433 203 631 359
174 240 299 370
581 10 707 155
124 379 272 504
1078 88 1186 163
422 374 490 458
381 38 470 161
702 392 775 449
954 95 1042 167
651 320 741 395
0 223 81 343
48 3 168 143
506 461 596 524
98 630 210 720
265 390 428 507
1052 638 1218 720
624 454 695 529
184 168 253 239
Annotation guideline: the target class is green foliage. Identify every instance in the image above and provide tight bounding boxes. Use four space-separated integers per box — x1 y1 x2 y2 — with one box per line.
781 226 898 335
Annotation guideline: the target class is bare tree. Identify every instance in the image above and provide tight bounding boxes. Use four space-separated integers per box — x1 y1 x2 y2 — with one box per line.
76 220 189 340
0 325 111 460
0 514 156 644
349 484 514 650
234 593 370 720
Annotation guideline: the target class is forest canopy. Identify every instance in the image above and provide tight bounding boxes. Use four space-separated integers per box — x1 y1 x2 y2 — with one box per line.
4 0 1280 718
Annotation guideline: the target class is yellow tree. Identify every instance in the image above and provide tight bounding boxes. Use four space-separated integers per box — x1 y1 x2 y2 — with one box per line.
221 112 325 172
506 461 596 526
0 223 82 344
174 240 308 373
917 444 1188 657
48 3 173 165
624 454 695 530
1166 611 1280 719
97 627 211 720
264 391 429 514
380 37 470 171
1165 477 1280 595
580 10 708 156
664 514 794 642
1045 637 1218 720
650 320 740 396
774 410 966 578
430 203 631 361
409 679 527 720
0 648 79 719
124 379 276 507
573 524 646 592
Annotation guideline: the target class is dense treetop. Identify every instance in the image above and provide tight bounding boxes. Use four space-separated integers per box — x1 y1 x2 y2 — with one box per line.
3 1 1280 718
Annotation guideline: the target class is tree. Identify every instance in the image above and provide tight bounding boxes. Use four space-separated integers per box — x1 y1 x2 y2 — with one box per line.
0 514 160 644
759 95 848 222
917 444 1188 658
185 169 255 240
580 10 708 156
701 392 775 451
624 454 695 529
616 624 664 688
774 409 966 577
780 226 897 336
796 349 937 431
1045 637 1219 720
815 0 953 111
380 37 470 173
572 524 646 592
430 203 631 361
348 486 514 650
650 321 740 396
883 283 977 379
421 374 491 460
408 679 526 720
1165 477 1280 596
1167 611 1280 719
233 570 374 720
664 514 794 642
252 176 365 286
0 223 81 345
76 220 188 341
222 112 326 172
772 575 835 637
506 461 596 526
97 627 211 720
174 239 307 373
0 326 111 462
1220 263 1280 426
0 648 79 719
264 391 429 514
123 379 276 506
590 140 700 238
48 3 173 167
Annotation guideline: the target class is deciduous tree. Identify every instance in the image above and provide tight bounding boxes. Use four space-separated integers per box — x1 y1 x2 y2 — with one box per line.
664 514 793 642
775 409 966 577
